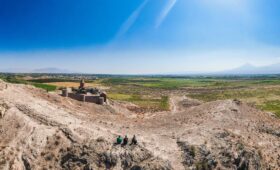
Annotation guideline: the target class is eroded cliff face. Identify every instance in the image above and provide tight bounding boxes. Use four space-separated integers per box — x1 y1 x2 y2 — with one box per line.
0 80 279 170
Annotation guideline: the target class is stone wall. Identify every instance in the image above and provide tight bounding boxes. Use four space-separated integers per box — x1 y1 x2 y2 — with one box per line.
66 93 104 104
84 96 100 103
68 93 85 102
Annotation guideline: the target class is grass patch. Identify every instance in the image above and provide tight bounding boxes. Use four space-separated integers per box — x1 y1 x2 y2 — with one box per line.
130 96 169 111
108 93 132 100
32 83 57 92
160 96 170 110
260 100 280 117
108 93 169 111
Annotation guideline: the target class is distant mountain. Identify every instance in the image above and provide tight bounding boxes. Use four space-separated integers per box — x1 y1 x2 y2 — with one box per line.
220 63 280 75
166 63 280 76
0 68 32 73
32 67 75 74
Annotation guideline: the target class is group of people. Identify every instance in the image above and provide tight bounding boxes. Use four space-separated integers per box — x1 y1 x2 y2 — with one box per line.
116 135 138 146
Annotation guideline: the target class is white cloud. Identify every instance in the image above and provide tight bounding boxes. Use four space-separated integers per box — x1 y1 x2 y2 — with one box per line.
115 0 149 39
155 0 177 28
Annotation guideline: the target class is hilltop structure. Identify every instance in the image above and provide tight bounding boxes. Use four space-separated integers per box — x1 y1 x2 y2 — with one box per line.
62 79 107 105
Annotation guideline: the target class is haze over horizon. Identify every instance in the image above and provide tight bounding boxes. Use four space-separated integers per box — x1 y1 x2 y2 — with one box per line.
1 0 280 74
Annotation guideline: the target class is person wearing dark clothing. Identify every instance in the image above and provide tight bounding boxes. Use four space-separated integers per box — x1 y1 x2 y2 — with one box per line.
131 135 137 145
116 136 123 144
122 135 128 146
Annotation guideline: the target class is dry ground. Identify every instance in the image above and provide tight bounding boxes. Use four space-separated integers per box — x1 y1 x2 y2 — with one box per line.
0 80 279 169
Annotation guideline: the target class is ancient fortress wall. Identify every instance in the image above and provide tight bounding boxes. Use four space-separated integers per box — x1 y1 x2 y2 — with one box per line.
68 93 84 101
63 91 104 104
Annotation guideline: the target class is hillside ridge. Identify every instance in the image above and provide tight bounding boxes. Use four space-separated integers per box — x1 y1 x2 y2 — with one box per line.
0 81 279 169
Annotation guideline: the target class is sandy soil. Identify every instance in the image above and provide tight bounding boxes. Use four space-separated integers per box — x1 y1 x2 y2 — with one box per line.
0 80 279 170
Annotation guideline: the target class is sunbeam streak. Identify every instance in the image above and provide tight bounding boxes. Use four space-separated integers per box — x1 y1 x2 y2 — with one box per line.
115 0 149 39
155 0 177 28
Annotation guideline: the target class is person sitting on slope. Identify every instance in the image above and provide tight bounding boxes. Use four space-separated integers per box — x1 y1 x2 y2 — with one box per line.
131 135 137 145
116 135 123 145
122 135 128 146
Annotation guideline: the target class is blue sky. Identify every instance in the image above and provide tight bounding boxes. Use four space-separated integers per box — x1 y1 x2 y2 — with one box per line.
0 0 280 74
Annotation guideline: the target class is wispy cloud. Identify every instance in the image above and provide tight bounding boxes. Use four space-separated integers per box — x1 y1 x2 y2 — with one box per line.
115 0 149 39
155 0 177 28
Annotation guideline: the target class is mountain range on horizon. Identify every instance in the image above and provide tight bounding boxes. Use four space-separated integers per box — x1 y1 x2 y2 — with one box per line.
1 63 280 75
163 63 280 75
218 63 280 75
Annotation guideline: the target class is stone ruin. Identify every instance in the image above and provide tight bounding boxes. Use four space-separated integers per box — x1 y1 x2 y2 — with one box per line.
62 79 107 105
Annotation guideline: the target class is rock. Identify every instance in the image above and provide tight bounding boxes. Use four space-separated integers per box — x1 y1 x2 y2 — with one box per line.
58 139 172 170
132 158 173 170
0 103 8 118
177 139 265 170
177 141 217 170
218 142 263 170
233 99 242 105
259 126 280 138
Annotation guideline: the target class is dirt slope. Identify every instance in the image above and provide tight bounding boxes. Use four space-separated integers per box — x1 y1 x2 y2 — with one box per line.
0 80 279 170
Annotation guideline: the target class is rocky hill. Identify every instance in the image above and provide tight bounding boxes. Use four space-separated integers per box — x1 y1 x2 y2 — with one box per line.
0 80 279 170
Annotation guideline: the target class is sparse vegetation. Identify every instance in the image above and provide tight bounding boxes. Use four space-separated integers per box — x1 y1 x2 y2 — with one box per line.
109 93 170 111
260 100 280 117
190 146 196 157
0 74 57 91
195 161 208 170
